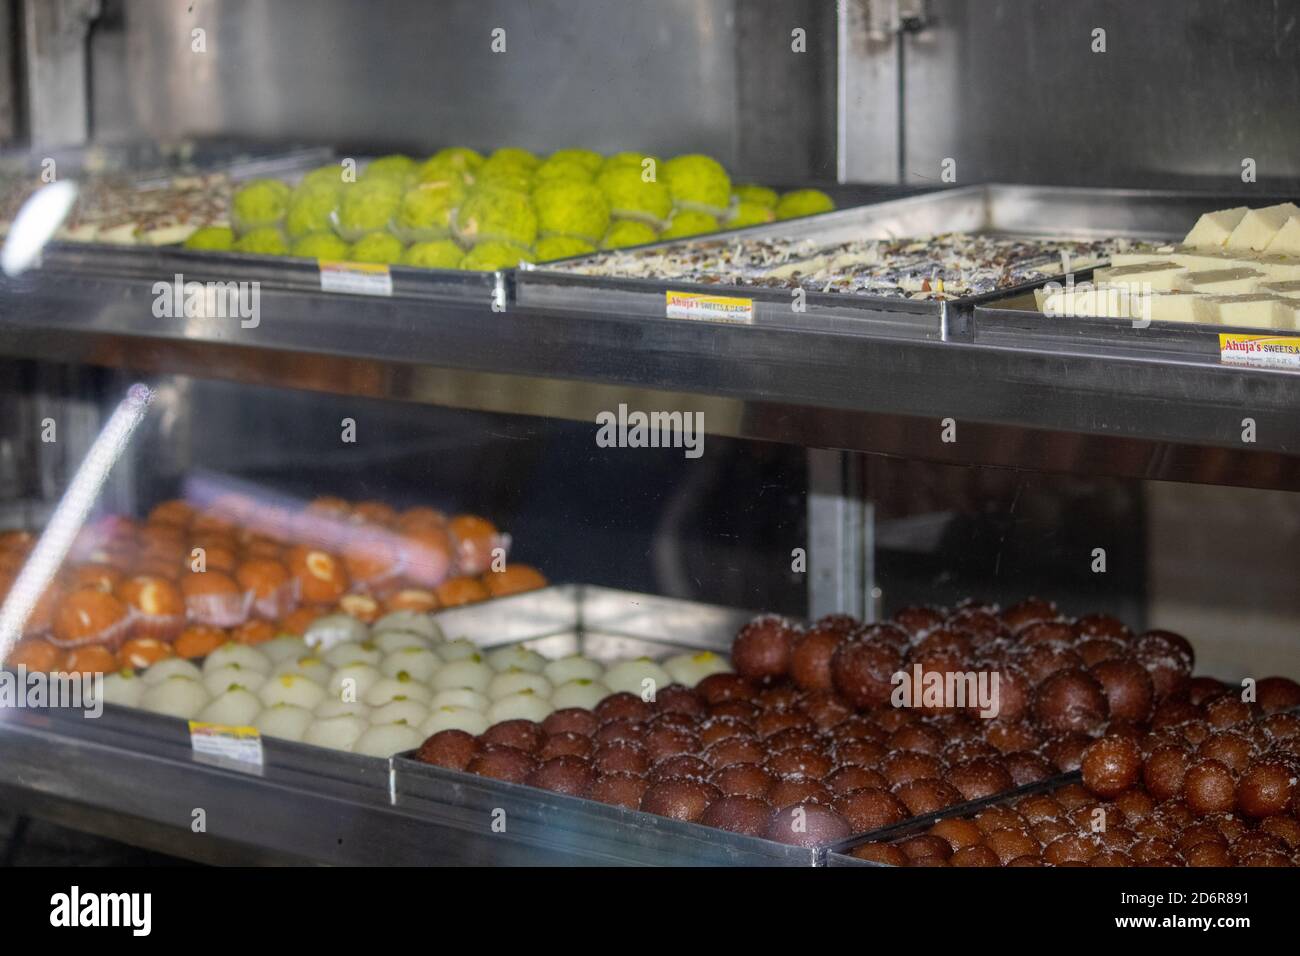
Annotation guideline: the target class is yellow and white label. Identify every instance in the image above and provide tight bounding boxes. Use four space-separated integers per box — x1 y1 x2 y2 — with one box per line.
1219 333 1300 369
319 260 393 297
665 290 754 324
188 721 264 766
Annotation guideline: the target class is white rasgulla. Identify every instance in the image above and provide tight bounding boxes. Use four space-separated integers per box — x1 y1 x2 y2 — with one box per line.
369 698 429 727
437 638 481 662
197 687 262 726
429 688 491 712
602 658 671 696
315 698 371 720
327 662 383 701
273 655 331 686
257 673 327 710
257 634 309 665
664 650 731 686
543 654 603 686
431 658 493 693
379 646 442 682
140 676 210 719
486 645 547 674
487 669 552 700
203 643 272 675
487 690 553 724
420 705 489 736
303 714 367 751
365 676 433 706
373 609 442 642
303 613 367 652
550 678 611 710
101 669 144 708
140 658 202 686
323 640 382 668
253 703 313 741
352 722 423 758
371 629 429 655
202 663 267 697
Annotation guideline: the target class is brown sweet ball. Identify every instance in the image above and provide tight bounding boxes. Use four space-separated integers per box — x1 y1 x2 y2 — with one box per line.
1052 782 1096 811
594 692 652 723
765 726 820 753
1186 676 1229 706
1237 758 1297 818
541 708 599 738
1032 668 1109 735
1202 693 1257 730
824 765 888 795
1014 794 1065 824
1001 597 1059 633
710 762 775 798
1073 613 1133 644
466 744 537 783
525 755 596 797
768 777 832 809
754 708 810 739
642 725 700 762
797 691 854 731
1017 620 1076 648
857 621 914 653
1259 815 1300 850
900 836 953 861
950 844 1001 867
640 778 720 822
1043 832 1103 865
764 747 834 781
850 842 910 866
1114 789 1155 823
829 716 882 745
1088 657 1155 724
889 605 944 638
694 672 758 705
872 707 918 733
698 716 753 748
708 700 760 722
882 751 946 787
1129 837 1178 865
1195 731 1256 774
969 662 1030 723
982 827 1040 865
942 739 999 765
653 684 706 717
830 638 904 710
538 731 594 761
647 710 697 733
1241 851 1291 867
699 795 774 836
911 625 974 659
756 682 801 711
1043 732 1091 772
1180 841 1231 866
789 626 844 692
479 718 544 754
929 817 985 851
887 724 945 756
1080 736 1143 798
947 606 1010 646
1005 854 1044 866
414 729 479 770
1033 820 1071 845
589 772 649 810
1260 713 1300 742
1182 759 1237 816
732 614 798 681
893 778 962 817
1014 643 1085 685
593 718 645 747
1076 639 1126 667
651 754 712 783
1175 823 1226 854
1089 849 1134 867
591 741 650 775
764 802 852 847
834 738 888 768
1134 630 1194 702
948 758 1015 801
1004 751 1055 786
1256 676 1300 714
984 720 1041 754
811 612 861 637
834 787 908 832
974 805 1028 835
702 736 767 769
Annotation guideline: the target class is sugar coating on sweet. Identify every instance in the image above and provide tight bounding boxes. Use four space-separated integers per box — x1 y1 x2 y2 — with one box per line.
253 703 313 741
352 723 423 758
203 643 272 675
140 657 203 686
1183 207 1247 249
432 658 493 692
487 669 553 700
304 714 368 751
1226 203 1300 252
603 658 672 696
258 673 327 710
380 646 442 681
324 640 382 668
486 644 547 674
421 705 490 736
198 687 262 726
202 663 267 696
550 678 612 710
542 655 604 685
369 698 429 727
486 690 554 723
365 676 433 706
140 676 210 719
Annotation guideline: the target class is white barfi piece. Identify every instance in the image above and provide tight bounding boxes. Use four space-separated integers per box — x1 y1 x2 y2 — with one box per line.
1200 294 1293 330
1259 279 1300 300
1226 203 1300 252
1039 286 1142 320
1110 247 1175 267
1094 261 1187 292
1263 217 1300 257
1138 293 1211 325
1268 296 1300 330
1249 255 1300 282
1183 207 1247 249
1173 268 1265 294
1166 246 1246 271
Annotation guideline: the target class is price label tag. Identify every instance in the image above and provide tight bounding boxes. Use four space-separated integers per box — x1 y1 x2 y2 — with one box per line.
319 261 393 297
1219 333 1300 369
665 290 754 324
189 721 264 769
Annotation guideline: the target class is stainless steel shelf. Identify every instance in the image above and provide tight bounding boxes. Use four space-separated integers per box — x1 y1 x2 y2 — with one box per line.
2 254 1299 490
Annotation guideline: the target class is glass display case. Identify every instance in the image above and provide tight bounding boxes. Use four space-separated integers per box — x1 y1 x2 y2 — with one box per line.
1 0 1298 874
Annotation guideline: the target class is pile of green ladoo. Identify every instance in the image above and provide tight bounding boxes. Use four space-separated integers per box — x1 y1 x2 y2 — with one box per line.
184 147 835 270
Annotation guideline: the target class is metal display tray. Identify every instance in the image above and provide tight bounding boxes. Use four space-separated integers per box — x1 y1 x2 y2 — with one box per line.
513 184 1218 340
